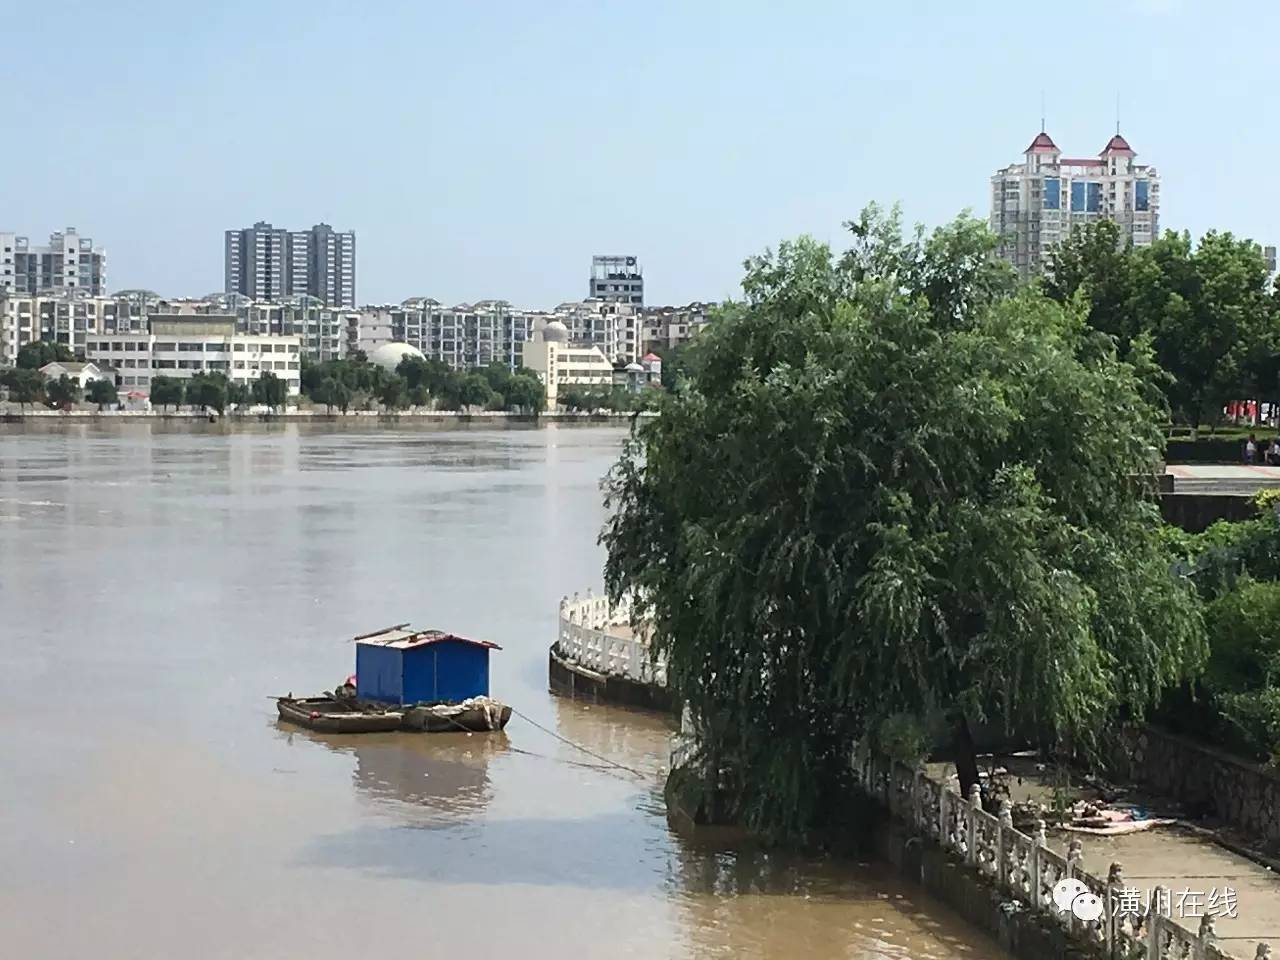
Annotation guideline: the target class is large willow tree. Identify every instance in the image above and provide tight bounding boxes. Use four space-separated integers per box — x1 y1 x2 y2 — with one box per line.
602 207 1206 837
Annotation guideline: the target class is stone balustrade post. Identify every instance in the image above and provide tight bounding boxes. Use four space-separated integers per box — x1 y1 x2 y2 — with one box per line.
966 784 980 865
912 769 923 832
1031 820 1046 910
1066 838 1083 936
1147 886 1167 960
938 787 951 850
1107 862 1124 951
997 801 1012 889
1197 913 1216 960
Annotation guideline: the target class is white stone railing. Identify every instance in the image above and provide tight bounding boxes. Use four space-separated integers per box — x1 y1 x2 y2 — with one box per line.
859 754 1269 960
557 589 667 687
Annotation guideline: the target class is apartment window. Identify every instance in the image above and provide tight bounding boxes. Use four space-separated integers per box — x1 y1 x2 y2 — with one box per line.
233 343 246 351
154 342 175 351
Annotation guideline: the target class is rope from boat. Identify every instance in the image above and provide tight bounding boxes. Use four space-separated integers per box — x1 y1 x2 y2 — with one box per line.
506 746 634 773
509 706 650 779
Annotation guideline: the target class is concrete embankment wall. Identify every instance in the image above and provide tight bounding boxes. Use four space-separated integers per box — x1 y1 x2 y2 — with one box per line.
548 647 675 713
1159 492 1257 531
1111 725 1280 852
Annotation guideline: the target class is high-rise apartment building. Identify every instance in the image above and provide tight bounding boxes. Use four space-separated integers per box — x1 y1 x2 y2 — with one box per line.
224 221 356 307
589 255 643 306
308 223 356 309
0 228 106 296
990 130 1160 277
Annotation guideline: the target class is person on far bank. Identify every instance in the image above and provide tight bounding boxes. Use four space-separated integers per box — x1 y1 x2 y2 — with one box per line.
1245 434 1258 464
1268 438 1280 466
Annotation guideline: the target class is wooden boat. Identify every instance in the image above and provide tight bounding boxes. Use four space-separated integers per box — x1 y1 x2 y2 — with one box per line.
399 696 512 733
276 696 404 733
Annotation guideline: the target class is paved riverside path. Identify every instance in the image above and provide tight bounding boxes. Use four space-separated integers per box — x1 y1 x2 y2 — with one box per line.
1166 463 1280 494
1055 825 1280 954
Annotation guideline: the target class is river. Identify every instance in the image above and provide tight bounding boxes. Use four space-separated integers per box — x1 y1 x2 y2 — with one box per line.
0 421 1007 959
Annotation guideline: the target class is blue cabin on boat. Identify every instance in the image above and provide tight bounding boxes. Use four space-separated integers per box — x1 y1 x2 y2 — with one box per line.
353 624 501 706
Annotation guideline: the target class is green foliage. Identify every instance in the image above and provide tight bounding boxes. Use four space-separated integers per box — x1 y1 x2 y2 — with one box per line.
602 207 1207 836
502 370 546 413
459 373 497 409
1215 689 1280 767
149 375 185 411
2 367 46 408
654 340 703 391
393 356 544 411
251 371 288 411
378 375 407 411
312 376 352 413
302 354 386 404
227 380 251 408
16 341 75 370
44 375 81 408
86 378 118 411
1253 488 1280 515
1047 222 1280 427
1205 581 1280 693
560 385 642 412
187 372 228 415
872 713 931 767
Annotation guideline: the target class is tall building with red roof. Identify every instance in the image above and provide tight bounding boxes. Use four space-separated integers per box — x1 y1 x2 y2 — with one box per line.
990 129 1160 277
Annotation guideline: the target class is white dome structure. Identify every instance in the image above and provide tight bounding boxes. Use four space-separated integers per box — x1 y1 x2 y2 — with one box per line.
541 320 569 343
368 342 425 371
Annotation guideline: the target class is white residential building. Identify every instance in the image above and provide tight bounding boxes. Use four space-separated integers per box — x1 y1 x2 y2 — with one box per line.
83 316 302 397
640 301 712 354
990 130 1160 277
542 299 641 365
521 320 615 407
589 255 643 306
375 298 534 370
38 361 106 389
0 227 106 296
0 292 148 363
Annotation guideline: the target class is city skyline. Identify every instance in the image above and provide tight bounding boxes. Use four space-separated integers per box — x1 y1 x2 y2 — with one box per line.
4 2 1279 305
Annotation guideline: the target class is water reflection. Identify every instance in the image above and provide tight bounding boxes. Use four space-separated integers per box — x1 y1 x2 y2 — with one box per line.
1 422 1010 960
669 832 997 959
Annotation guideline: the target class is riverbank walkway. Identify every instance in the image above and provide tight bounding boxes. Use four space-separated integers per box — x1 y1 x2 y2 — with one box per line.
926 758 1280 954
1166 463 1280 494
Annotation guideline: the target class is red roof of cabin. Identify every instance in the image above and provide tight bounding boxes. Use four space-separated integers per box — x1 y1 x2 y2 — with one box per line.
642 352 661 361
1025 131 1058 152
1100 134 1135 156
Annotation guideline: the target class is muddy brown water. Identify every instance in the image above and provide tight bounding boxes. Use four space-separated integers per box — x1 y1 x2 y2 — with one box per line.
0 421 1008 959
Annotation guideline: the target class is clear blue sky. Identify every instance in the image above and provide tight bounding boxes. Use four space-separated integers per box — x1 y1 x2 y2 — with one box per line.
4 0 1274 307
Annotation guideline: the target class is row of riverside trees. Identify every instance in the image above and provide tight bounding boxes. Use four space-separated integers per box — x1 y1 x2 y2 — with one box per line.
300 353 545 413
147 371 290 414
1 368 119 411
602 205 1227 837
1045 220 1280 432
0 370 289 415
